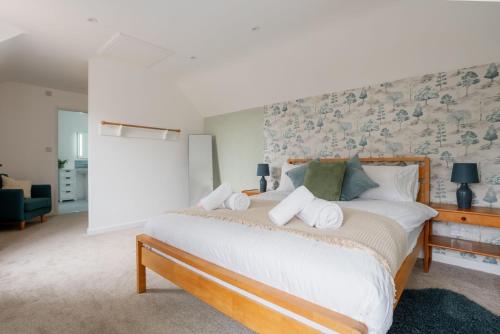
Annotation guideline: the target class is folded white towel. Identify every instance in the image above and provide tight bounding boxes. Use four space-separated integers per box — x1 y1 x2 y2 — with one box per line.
297 198 344 229
268 186 315 226
221 193 251 211
199 183 232 210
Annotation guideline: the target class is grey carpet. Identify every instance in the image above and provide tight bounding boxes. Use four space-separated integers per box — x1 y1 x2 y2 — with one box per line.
0 214 498 334
0 214 251 334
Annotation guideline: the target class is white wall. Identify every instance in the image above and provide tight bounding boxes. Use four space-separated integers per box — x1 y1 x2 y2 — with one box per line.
0 82 87 210
178 0 500 116
58 110 88 169
88 59 203 234
204 107 264 191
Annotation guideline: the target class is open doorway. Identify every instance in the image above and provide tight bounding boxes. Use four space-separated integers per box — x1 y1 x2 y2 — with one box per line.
57 110 88 214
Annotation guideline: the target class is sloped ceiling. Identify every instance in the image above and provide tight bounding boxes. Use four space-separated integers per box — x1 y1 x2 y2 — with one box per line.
0 0 387 93
178 0 500 116
1 0 500 117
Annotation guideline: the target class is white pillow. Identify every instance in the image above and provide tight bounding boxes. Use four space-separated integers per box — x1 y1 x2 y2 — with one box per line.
339 199 438 232
276 162 299 192
359 164 419 202
1 175 32 198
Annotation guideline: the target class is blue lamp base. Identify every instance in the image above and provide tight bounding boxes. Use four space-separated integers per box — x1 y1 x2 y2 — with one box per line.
456 183 472 209
259 176 267 193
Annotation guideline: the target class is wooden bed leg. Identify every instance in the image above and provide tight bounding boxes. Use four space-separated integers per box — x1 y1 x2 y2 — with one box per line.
136 238 146 293
19 221 26 230
423 220 432 273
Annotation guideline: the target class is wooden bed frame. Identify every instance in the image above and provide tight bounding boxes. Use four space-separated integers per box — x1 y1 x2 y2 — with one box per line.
136 156 431 334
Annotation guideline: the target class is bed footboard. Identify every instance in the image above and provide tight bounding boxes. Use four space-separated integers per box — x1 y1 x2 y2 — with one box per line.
136 234 368 334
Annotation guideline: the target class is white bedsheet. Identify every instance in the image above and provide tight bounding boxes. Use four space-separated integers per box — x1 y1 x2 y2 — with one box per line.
144 194 431 333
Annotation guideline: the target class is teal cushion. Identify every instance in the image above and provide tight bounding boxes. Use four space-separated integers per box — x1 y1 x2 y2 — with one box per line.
24 197 51 211
285 159 319 188
303 160 346 201
340 155 379 201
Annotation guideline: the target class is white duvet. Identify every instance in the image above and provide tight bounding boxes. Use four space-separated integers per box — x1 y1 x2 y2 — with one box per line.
144 192 436 333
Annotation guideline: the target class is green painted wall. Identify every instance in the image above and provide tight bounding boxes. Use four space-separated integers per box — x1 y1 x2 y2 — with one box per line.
204 107 264 191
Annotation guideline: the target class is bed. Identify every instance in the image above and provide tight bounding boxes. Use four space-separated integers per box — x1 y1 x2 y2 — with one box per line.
136 157 433 334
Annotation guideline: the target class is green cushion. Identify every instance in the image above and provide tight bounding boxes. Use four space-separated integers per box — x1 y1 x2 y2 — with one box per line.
303 160 346 201
24 197 51 211
285 159 319 188
340 156 379 201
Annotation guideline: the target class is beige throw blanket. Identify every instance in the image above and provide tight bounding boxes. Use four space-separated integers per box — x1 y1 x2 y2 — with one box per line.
172 199 407 279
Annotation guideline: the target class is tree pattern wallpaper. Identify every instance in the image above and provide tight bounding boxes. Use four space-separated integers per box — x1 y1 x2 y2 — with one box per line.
263 62 500 268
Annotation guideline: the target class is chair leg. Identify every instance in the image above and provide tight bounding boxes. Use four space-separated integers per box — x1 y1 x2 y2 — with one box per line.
19 221 26 230
40 215 47 223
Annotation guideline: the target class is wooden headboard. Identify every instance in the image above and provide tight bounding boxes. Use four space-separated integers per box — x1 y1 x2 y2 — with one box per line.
288 156 431 205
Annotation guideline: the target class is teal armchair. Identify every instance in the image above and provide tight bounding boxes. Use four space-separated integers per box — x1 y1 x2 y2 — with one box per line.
0 174 52 230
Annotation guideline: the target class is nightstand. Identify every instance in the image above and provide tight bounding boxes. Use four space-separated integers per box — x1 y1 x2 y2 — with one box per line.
241 189 261 196
424 203 500 272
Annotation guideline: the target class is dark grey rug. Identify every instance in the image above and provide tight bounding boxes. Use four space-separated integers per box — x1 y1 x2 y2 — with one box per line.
390 289 500 334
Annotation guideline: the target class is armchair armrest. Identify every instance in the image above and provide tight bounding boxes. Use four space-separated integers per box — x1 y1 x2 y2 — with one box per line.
31 184 52 199
0 189 25 221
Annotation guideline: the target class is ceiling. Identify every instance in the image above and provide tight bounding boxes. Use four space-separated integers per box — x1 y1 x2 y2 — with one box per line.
0 0 394 94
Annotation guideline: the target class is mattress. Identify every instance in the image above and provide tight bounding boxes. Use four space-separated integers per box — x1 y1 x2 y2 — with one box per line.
144 195 431 334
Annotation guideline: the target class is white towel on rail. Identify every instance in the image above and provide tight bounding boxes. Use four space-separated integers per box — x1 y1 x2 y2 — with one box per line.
199 183 232 211
221 193 251 211
268 186 314 226
297 198 344 229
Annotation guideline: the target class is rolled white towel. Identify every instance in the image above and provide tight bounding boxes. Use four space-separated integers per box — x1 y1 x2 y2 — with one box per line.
222 193 251 211
297 198 344 229
199 183 232 210
268 186 315 226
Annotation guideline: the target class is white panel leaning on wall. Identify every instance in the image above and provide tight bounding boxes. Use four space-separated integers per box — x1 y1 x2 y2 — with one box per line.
189 135 213 206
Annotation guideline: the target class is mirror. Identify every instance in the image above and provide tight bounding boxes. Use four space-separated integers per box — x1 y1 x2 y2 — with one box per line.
76 132 88 159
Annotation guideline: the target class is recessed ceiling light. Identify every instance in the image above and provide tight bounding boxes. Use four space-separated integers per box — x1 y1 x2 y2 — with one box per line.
251 26 260 32
189 56 197 60
87 17 98 23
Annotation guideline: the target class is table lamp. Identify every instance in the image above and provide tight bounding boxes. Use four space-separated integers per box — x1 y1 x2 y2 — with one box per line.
257 163 270 193
451 163 479 209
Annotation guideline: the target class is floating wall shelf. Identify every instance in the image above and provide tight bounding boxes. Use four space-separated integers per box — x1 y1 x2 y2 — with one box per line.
100 120 181 141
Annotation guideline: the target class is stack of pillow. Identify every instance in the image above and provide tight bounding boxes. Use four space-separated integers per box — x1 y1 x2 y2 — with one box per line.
276 156 420 202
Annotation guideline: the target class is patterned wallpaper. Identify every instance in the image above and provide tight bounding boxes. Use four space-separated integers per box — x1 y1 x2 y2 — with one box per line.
263 62 500 268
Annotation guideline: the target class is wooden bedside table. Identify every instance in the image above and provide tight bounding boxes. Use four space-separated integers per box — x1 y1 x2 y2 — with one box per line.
424 203 500 272
241 189 261 196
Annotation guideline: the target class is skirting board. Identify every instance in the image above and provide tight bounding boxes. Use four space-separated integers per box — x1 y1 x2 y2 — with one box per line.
418 252 500 275
417 250 499 275
432 253 500 276
87 219 146 235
